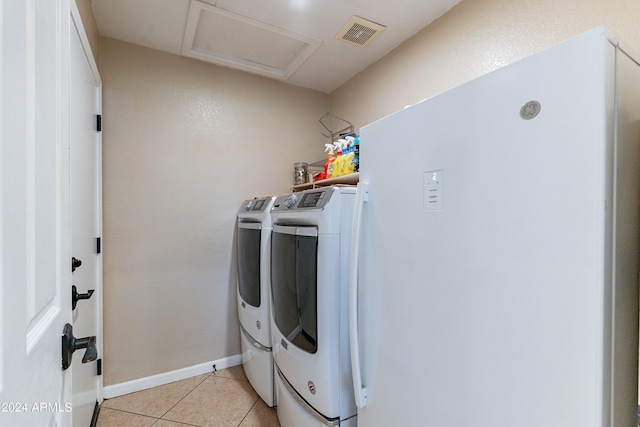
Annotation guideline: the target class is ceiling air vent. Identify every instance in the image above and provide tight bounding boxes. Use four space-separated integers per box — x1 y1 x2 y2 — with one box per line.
335 16 386 48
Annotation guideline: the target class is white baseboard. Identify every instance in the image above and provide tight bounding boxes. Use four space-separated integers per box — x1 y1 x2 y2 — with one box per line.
103 354 242 399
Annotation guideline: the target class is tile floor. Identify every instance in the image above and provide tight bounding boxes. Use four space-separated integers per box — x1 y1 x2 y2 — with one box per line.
97 366 280 427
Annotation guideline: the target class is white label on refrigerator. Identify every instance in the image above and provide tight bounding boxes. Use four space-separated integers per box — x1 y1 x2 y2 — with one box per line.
423 170 443 210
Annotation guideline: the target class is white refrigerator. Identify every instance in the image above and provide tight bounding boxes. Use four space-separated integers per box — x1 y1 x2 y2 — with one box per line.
349 27 640 427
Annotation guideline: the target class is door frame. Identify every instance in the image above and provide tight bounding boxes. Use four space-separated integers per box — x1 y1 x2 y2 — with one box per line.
70 0 104 408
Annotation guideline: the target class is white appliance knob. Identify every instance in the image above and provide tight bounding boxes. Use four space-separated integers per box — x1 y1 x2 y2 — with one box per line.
284 194 297 208
244 200 254 210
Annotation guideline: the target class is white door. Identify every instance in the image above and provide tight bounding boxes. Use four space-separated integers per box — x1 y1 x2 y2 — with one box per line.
70 3 103 425
0 0 73 426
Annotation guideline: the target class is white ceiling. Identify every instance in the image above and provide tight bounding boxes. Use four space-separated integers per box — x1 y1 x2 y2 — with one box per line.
92 0 463 94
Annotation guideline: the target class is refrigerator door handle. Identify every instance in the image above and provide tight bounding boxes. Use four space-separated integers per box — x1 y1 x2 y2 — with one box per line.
349 182 368 408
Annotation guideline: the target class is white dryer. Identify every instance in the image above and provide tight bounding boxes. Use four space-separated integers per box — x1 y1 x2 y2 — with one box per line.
270 186 357 427
236 196 276 407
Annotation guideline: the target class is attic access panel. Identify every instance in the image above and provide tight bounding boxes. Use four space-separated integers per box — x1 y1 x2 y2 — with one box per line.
182 1 321 81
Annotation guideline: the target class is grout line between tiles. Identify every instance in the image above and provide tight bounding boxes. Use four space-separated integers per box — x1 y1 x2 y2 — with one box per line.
157 373 213 421
101 407 161 423
234 397 260 427
160 373 257 427
149 412 201 427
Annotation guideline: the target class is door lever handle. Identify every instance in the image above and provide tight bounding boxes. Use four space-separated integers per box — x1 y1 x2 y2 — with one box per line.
72 285 95 310
61 323 97 370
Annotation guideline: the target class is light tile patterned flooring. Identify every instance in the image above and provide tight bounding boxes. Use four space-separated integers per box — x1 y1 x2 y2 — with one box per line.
97 366 280 427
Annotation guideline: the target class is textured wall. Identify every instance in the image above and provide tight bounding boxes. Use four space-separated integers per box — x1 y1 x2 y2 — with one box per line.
329 0 640 132
101 37 328 385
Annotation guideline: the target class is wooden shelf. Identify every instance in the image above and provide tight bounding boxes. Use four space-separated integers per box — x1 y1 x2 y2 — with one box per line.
292 173 359 192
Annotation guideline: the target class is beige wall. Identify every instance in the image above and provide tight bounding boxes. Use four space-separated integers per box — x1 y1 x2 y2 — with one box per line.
101 37 328 385
74 0 99 66
329 0 640 132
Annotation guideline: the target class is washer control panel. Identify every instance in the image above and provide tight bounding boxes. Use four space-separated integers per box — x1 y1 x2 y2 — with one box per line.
272 188 333 211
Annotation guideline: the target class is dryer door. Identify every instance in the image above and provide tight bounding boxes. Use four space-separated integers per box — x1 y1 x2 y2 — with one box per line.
271 224 318 354
238 221 262 307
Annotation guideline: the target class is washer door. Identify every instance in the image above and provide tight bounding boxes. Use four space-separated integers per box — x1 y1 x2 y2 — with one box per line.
271 227 345 420
271 224 318 354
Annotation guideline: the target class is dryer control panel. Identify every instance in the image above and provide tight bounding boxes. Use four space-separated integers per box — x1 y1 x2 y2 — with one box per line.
239 196 273 212
272 188 333 211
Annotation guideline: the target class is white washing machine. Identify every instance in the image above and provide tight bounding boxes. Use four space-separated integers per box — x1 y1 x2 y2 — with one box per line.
270 186 357 427
237 196 276 407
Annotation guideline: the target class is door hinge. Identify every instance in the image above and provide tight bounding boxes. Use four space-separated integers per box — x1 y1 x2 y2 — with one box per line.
97 358 102 376
96 237 101 254
96 114 102 132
